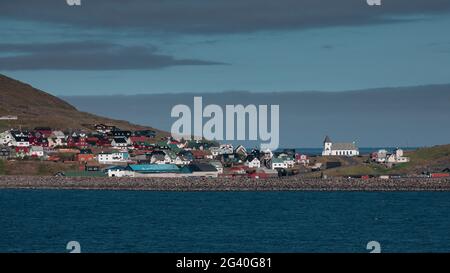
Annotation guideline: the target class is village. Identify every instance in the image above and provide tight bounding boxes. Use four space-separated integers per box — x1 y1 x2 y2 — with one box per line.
0 124 449 179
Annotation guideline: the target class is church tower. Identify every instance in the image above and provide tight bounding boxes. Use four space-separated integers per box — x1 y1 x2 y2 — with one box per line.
322 135 332 156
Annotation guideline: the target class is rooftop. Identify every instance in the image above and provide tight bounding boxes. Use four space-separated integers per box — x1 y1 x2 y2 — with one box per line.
127 164 180 173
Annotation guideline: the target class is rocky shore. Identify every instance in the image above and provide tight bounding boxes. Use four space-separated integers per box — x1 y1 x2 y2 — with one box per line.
1 175 450 191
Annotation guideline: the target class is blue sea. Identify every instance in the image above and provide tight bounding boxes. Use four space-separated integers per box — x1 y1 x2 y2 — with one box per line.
1 190 450 253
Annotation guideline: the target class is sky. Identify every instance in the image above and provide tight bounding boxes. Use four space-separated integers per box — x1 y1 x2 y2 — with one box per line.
1 0 450 96
63 85 450 148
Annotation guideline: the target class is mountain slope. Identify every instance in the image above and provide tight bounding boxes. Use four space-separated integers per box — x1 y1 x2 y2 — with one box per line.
0 74 167 137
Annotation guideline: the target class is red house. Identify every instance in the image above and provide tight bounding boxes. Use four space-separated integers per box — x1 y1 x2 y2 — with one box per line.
15 147 30 156
34 127 53 138
86 137 99 146
67 136 87 148
130 136 151 143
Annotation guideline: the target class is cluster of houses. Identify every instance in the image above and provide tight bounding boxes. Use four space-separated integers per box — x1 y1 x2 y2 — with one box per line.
0 124 312 178
0 127 416 178
321 135 411 168
371 148 410 166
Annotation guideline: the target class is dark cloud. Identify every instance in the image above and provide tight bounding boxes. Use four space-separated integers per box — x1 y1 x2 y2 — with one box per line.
0 42 225 70
1 0 450 34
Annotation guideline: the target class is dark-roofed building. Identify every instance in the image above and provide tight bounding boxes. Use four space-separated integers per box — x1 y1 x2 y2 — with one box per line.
134 130 156 138
184 163 219 177
111 130 132 138
111 137 131 147
0 145 11 159
322 135 359 157
11 132 30 147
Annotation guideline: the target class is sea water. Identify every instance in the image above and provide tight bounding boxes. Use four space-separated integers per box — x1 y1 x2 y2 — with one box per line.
1 189 449 253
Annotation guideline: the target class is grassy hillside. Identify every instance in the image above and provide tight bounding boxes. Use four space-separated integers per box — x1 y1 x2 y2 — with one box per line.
405 144 450 172
0 74 169 138
305 145 450 177
0 160 5 175
0 160 79 176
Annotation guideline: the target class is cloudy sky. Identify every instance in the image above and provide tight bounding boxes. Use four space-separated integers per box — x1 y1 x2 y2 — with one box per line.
1 0 450 95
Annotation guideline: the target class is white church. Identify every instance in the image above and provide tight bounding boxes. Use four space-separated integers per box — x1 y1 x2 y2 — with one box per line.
322 136 359 157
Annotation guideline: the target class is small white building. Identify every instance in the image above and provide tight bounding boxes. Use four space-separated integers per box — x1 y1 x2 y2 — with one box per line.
246 157 261 168
9 132 30 147
386 149 410 164
322 136 359 157
48 137 66 148
234 145 248 157
282 157 295 168
107 167 134 177
209 161 224 174
0 131 13 145
98 151 129 164
374 148 410 165
0 115 18 120
111 137 131 148
271 158 288 169
210 144 234 156
375 149 388 163
262 149 273 160
48 131 67 148
30 146 44 158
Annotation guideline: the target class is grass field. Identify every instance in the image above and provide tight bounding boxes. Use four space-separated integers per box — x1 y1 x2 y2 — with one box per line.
304 144 450 177
1 160 79 176
0 160 5 175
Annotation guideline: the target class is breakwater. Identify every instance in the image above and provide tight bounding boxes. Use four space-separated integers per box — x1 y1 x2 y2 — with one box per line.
1 175 450 191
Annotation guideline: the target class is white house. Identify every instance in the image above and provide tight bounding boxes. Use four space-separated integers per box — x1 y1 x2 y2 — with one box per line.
48 131 67 148
210 144 234 157
107 166 134 177
163 151 190 165
246 157 261 168
9 132 30 147
111 137 131 148
271 158 288 169
97 151 130 164
262 149 273 160
234 145 248 157
278 156 295 168
0 131 13 145
374 149 388 163
30 146 45 158
48 137 66 148
0 115 18 120
386 149 410 164
322 136 359 157
209 161 224 174
52 130 66 139
374 148 410 165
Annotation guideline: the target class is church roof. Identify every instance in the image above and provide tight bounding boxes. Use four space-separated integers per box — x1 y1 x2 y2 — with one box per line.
331 143 358 151
324 136 332 143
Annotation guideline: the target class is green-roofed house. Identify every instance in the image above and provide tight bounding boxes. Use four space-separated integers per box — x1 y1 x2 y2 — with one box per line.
271 158 288 170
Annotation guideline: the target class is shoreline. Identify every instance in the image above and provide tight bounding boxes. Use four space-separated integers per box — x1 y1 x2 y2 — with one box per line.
1 176 450 191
